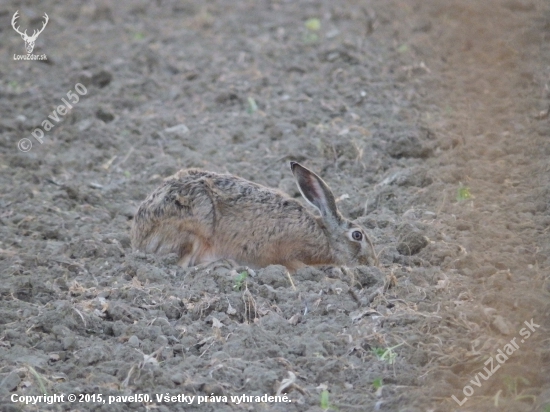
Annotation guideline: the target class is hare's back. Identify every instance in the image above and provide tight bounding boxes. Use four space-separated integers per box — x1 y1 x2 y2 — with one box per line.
174 169 320 233
140 169 304 218
171 169 289 203
208 172 323 239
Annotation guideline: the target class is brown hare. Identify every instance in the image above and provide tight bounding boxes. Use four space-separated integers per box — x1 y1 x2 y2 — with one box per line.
131 162 375 272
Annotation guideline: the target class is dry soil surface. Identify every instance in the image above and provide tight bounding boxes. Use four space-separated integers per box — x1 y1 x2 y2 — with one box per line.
1 0 549 411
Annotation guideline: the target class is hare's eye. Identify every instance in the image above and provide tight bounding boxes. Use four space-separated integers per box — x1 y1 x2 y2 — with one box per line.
351 230 363 241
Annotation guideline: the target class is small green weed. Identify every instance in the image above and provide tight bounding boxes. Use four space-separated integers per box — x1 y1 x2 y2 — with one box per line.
494 376 536 407
246 97 258 114
320 389 338 411
303 17 321 43
305 18 321 31
27 365 49 394
233 271 248 291
372 343 403 364
372 377 384 396
456 184 472 202
503 375 530 398
397 44 408 53
8 80 21 93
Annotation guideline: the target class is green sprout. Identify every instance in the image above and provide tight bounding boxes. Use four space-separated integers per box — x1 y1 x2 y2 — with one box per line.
303 18 321 43
320 389 338 411
397 44 409 53
320 390 329 409
372 377 383 390
456 184 472 202
246 97 258 114
503 375 530 398
371 343 403 364
305 18 321 31
27 365 49 394
233 271 248 291
492 376 536 406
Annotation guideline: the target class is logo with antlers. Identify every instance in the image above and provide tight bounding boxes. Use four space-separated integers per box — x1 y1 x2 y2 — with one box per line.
12 10 49 54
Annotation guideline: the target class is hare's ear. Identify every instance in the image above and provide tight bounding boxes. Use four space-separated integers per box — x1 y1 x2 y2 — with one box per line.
290 162 341 226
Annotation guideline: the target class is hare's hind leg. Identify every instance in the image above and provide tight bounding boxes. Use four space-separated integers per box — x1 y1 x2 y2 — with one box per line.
177 233 218 267
176 235 200 267
141 220 210 268
173 231 214 268
192 258 239 272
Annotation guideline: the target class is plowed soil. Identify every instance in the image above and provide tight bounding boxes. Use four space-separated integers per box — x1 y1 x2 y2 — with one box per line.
1 0 549 411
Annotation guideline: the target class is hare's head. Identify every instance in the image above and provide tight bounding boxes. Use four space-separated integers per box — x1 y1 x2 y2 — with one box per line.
290 162 375 267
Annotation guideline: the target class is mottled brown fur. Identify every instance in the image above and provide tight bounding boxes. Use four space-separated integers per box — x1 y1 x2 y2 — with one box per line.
131 163 375 272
